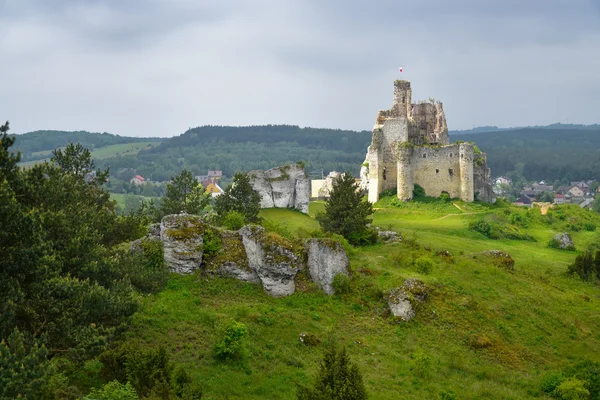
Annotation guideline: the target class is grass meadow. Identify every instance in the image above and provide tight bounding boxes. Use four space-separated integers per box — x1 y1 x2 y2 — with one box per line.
121 198 600 399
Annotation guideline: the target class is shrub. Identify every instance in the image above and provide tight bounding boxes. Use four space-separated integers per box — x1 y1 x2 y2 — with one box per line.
202 228 222 257
214 321 248 360
553 378 590 400
540 372 565 395
414 256 434 275
171 366 203 399
84 381 138 400
297 342 367 400
568 249 600 281
439 192 451 203
332 273 351 295
222 211 246 230
381 188 397 197
99 342 173 397
413 184 426 198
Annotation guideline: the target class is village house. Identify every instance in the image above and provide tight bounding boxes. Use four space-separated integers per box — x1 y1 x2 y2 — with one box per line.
203 181 224 198
554 193 567 205
208 170 223 181
570 181 590 191
567 185 585 199
130 174 145 185
513 195 533 206
495 176 512 186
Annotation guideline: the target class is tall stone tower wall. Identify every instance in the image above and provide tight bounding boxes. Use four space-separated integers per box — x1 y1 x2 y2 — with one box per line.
361 80 493 204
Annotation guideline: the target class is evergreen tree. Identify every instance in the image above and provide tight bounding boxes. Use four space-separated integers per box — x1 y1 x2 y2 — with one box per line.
297 342 367 400
160 169 211 216
214 172 261 223
317 172 376 246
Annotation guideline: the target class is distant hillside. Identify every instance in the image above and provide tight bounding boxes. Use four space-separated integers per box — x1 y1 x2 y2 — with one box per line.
13 130 162 162
14 124 600 185
99 125 372 182
453 127 600 181
450 123 600 135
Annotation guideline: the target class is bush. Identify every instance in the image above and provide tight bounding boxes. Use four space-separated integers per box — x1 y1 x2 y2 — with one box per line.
413 184 426 198
202 228 222 257
540 372 566 395
297 342 367 400
214 321 248 360
553 378 590 400
332 273 351 295
84 381 139 400
439 192 451 203
222 211 246 230
414 256 434 274
99 342 173 398
568 249 600 281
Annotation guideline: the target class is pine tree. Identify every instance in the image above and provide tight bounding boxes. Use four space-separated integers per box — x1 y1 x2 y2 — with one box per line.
214 172 261 223
317 172 376 246
160 169 211 215
297 343 367 400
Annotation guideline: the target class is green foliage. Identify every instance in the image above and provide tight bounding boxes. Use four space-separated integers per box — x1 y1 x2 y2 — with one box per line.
468 216 535 241
214 321 248 360
160 169 210 216
214 172 261 223
0 328 50 400
439 191 451 203
317 172 376 246
222 210 246 230
415 256 435 274
99 342 173 398
202 228 223 258
297 342 367 400
540 372 565 395
332 273 351 295
568 248 600 281
413 184 426 198
553 378 590 400
84 380 139 400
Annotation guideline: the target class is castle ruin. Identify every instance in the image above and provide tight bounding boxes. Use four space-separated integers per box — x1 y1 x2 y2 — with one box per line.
361 80 495 203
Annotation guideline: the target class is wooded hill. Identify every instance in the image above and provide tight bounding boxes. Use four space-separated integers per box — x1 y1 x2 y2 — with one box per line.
13 124 600 184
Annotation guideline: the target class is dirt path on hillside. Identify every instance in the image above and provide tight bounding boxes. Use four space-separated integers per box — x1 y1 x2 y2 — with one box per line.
435 203 487 220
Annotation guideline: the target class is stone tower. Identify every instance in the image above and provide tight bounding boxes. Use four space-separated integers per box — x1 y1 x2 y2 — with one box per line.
360 81 495 204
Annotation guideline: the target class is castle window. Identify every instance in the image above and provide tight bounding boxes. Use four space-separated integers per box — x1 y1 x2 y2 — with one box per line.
436 169 439 174
450 153 453 157
448 169 454 177
461 154 463 159
383 167 387 181
422 154 427 158
402 95 406 103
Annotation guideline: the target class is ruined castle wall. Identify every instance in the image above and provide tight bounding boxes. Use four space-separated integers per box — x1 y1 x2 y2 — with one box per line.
473 153 496 203
408 145 464 199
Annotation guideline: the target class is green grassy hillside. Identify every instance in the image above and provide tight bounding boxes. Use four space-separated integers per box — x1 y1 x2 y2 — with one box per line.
119 199 600 399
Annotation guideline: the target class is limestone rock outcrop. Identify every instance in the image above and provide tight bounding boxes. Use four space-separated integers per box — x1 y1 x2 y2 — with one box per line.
239 225 301 297
144 214 352 297
305 238 350 295
552 233 575 250
248 163 309 213
160 214 205 274
388 279 429 322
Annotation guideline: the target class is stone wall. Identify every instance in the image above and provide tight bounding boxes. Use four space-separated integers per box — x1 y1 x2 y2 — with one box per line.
248 163 309 213
362 80 494 204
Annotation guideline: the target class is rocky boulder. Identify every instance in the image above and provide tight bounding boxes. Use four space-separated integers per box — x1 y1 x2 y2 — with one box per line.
551 232 575 250
305 238 350 295
239 225 302 297
387 279 429 322
160 214 205 274
204 230 260 284
476 250 515 270
248 163 309 213
376 229 401 243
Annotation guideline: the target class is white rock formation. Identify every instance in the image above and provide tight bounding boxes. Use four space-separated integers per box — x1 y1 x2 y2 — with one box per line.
248 163 309 213
305 238 350 295
160 214 204 274
388 279 429 322
239 225 300 297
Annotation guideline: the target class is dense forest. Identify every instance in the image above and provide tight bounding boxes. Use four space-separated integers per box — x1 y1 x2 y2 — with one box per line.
458 127 600 182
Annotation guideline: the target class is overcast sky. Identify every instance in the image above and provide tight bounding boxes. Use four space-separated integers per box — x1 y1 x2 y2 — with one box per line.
2 0 600 137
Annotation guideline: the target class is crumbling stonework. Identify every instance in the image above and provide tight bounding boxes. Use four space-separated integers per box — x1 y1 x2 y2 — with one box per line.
248 163 309 213
361 81 495 203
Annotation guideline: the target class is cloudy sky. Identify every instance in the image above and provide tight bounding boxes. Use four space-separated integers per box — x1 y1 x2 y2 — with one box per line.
2 0 600 137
